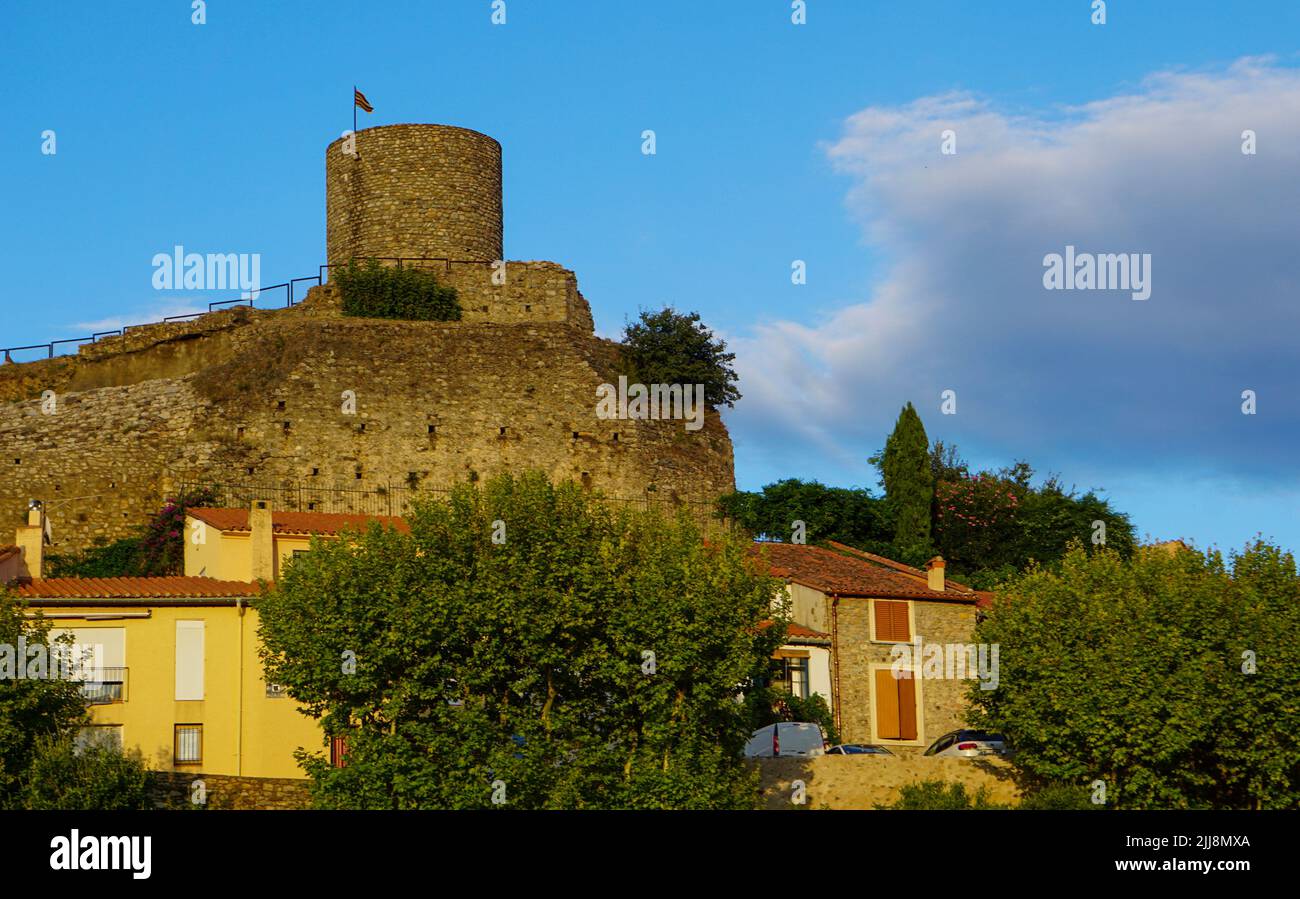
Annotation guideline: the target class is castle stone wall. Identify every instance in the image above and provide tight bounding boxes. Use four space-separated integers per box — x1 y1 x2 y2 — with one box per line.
0 291 734 554
326 124 503 265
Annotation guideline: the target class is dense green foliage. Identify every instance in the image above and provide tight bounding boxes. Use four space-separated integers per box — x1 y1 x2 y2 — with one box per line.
1016 783 1098 810
0 592 90 807
257 472 783 809
716 478 891 551
45 488 216 577
879 779 1002 810
619 307 741 408
969 541 1300 809
721 409 1134 588
45 536 146 579
875 403 933 565
19 734 151 810
335 259 462 322
744 686 840 745
932 458 1134 588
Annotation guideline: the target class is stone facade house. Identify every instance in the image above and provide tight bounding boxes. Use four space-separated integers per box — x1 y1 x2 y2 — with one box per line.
753 541 986 750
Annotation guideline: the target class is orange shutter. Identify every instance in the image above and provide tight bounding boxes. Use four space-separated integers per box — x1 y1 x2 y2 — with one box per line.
874 600 911 642
897 670 918 740
875 669 901 739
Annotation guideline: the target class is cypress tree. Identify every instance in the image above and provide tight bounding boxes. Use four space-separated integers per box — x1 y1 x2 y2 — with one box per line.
880 402 934 564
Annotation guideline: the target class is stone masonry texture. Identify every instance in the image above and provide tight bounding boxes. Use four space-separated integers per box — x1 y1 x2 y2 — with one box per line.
0 283 734 554
0 124 734 553
833 597 980 746
326 124 503 266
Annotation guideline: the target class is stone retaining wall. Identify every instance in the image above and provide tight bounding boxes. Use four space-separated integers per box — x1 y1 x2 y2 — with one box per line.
758 754 1022 809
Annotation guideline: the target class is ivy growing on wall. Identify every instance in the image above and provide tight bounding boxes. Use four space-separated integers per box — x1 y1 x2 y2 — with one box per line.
334 259 462 322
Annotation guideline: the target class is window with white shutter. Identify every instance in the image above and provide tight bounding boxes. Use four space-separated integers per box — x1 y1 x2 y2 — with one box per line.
175 620 205 701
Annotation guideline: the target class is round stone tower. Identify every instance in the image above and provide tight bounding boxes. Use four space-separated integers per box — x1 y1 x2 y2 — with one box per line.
326 124 503 266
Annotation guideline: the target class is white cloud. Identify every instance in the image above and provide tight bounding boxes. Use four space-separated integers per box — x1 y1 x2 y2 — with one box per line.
729 58 1300 484
72 298 209 335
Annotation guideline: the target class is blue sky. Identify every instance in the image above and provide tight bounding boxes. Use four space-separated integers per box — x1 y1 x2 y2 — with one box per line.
2 1 1297 554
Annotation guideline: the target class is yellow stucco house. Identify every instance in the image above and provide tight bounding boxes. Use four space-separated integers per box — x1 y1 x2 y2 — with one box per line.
4 500 405 780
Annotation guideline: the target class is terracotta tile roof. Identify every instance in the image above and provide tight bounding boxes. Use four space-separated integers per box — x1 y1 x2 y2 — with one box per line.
758 619 831 641
0 544 20 564
826 541 975 592
751 542 979 602
11 577 260 599
188 507 410 536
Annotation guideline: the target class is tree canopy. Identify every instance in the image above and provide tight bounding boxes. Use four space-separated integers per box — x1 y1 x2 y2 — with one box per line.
969 540 1300 809
619 307 741 408
257 472 784 809
876 402 934 565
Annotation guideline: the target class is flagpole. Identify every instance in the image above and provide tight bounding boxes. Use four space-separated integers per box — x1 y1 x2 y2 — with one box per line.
353 84 357 133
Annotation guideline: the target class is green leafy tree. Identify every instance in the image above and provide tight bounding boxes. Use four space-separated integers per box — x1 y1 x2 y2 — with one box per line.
744 686 839 745
20 734 151 810
620 308 740 408
256 472 783 809
933 472 1023 574
0 592 89 808
1016 477 1134 564
874 403 933 565
716 479 891 551
970 540 1300 809
926 446 1135 587
335 259 462 321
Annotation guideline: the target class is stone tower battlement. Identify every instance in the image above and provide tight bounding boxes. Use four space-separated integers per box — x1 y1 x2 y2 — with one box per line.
326 124 504 266
0 122 735 555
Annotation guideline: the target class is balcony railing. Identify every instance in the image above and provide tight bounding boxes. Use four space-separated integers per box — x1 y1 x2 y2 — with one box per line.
78 668 127 705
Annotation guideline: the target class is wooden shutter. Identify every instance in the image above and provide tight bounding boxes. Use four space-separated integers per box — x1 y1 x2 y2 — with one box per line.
875 668 919 741
896 670 918 740
875 669 901 739
874 599 911 642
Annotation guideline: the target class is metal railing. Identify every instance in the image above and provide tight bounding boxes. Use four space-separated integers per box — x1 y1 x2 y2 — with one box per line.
1 272 323 364
78 667 128 705
1 256 501 363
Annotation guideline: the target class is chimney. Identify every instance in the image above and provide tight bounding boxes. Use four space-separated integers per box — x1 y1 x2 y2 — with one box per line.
249 500 275 581
16 499 46 580
926 556 945 592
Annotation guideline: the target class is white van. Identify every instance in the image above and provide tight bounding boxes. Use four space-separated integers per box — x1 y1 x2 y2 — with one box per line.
743 722 827 758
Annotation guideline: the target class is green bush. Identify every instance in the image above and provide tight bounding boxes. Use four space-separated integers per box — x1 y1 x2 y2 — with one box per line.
20 734 151 810
1018 783 1098 810
880 779 1005 810
335 259 461 321
620 308 740 408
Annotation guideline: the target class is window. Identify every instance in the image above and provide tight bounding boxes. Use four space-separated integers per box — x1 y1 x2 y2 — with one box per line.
75 725 123 753
872 599 912 642
773 654 810 699
52 627 126 704
330 736 349 768
874 668 918 741
174 725 202 764
175 620 205 700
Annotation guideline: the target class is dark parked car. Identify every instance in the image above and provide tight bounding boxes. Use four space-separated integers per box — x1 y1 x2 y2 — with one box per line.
825 743 894 756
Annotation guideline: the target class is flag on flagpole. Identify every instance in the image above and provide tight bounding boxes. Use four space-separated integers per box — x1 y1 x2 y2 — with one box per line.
354 89 374 113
